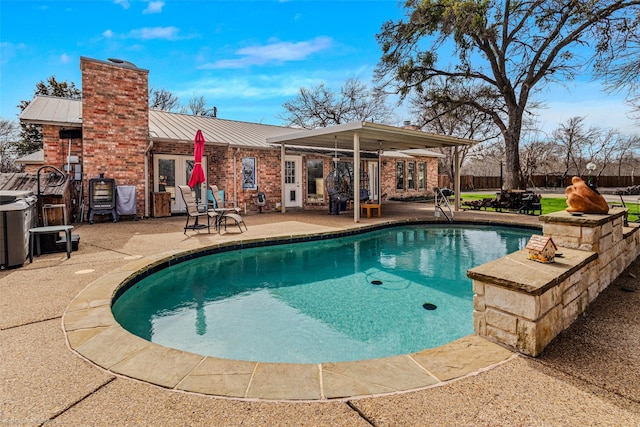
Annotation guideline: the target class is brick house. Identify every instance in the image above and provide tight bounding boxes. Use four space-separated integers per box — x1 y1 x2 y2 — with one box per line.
19 57 470 222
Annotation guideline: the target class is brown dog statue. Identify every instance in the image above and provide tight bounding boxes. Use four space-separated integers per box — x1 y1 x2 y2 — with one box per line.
565 176 609 214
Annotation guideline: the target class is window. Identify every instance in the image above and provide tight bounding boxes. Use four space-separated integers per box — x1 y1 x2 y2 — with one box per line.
306 159 324 200
285 160 296 184
396 162 404 190
418 162 426 189
408 162 415 190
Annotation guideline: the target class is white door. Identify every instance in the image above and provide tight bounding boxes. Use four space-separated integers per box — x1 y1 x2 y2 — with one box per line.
154 155 207 213
284 155 302 208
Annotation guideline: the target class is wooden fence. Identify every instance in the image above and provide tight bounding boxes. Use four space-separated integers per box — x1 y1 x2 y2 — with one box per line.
438 175 638 191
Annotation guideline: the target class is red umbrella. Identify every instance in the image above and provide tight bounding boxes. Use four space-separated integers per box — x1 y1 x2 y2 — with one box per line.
188 130 206 193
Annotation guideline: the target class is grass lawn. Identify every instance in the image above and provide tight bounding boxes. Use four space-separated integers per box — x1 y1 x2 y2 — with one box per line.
460 192 640 222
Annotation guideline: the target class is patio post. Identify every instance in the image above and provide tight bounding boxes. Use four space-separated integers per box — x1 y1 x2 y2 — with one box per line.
353 132 361 223
454 146 461 211
280 143 286 213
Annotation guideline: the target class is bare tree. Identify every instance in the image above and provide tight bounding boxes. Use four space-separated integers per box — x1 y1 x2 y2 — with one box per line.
614 134 640 181
520 139 556 188
410 79 501 184
149 87 180 111
375 0 640 189
0 118 20 172
596 21 640 122
182 95 217 117
550 117 598 179
279 77 394 129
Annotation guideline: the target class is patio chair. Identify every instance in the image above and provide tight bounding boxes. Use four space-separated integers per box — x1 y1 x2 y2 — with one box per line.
208 185 247 233
208 185 240 213
177 185 217 234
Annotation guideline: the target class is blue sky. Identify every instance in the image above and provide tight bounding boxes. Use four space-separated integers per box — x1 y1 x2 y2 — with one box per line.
1 0 637 135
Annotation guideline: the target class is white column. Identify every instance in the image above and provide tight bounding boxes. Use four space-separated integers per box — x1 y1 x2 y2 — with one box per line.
353 132 360 223
281 143 286 213
454 146 460 211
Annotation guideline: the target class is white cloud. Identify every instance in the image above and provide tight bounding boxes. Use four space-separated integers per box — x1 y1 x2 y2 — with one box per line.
102 26 184 41
200 37 333 69
0 42 26 65
129 27 179 40
60 54 71 64
114 0 130 9
143 1 164 14
175 73 322 102
535 80 638 135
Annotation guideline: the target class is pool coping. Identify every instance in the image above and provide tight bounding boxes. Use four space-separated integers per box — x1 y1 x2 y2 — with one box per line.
62 219 533 401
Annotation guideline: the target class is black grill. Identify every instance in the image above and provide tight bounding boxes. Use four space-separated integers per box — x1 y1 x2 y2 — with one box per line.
89 178 116 210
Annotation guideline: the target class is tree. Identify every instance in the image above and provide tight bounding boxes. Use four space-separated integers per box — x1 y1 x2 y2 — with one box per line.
596 20 640 121
520 139 556 187
410 79 500 185
181 95 217 117
375 0 640 189
279 77 394 129
551 117 595 179
149 87 180 111
0 118 20 172
17 76 81 156
613 134 640 181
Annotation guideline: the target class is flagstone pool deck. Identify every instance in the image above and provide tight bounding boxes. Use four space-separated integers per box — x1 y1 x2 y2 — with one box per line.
2 201 639 426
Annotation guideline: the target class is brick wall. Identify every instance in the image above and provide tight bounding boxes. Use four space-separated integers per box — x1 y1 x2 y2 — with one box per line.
80 57 149 218
381 156 438 200
42 125 83 167
216 147 281 213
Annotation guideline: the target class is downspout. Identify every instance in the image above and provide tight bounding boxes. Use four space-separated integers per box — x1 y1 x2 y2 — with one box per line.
144 140 154 218
233 147 239 209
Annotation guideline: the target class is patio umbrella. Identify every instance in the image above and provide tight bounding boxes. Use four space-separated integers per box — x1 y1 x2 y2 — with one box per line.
188 130 206 202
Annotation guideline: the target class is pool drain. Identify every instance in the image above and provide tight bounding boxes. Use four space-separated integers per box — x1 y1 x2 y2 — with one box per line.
422 302 437 310
371 280 383 285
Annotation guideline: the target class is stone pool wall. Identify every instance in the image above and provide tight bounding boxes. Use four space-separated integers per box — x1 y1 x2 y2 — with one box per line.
468 208 639 356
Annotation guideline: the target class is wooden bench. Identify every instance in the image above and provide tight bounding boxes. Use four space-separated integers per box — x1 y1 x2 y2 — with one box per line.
361 203 381 218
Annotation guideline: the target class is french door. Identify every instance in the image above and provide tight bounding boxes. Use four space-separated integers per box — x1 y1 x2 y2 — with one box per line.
154 155 207 213
284 155 302 208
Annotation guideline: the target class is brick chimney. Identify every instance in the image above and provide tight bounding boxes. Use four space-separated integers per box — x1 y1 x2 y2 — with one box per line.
80 57 149 217
402 120 420 131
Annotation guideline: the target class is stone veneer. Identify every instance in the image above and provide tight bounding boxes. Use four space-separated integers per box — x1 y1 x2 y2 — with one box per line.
468 208 639 356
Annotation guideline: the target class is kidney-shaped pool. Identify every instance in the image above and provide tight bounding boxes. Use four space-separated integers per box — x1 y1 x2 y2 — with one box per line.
112 224 536 364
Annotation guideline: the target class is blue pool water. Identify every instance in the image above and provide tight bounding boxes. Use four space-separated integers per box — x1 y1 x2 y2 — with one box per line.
112 224 535 363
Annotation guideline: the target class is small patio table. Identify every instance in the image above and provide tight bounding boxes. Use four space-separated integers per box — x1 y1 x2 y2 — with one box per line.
361 203 381 218
29 225 74 262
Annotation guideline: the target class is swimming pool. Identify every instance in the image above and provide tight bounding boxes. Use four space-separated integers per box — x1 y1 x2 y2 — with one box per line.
112 224 535 363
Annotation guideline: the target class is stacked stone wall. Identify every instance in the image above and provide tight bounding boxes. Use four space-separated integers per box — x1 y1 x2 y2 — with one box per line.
470 209 639 356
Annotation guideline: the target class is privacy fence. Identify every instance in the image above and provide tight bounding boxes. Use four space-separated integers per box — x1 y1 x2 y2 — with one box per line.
438 175 638 191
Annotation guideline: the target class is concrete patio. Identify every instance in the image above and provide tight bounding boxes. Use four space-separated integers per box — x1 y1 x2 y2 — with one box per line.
1 201 639 426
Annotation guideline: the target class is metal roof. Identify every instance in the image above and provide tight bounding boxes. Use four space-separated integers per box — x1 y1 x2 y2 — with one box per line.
266 121 472 152
15 149 44 164
20 96 82 126
149 110 295 148
19 96 473 153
